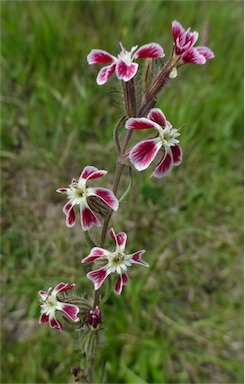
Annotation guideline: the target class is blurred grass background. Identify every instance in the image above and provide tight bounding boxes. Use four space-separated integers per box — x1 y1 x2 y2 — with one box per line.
1 1 243 383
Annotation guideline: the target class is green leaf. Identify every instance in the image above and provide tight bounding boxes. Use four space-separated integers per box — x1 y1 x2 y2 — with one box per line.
119 166 133 203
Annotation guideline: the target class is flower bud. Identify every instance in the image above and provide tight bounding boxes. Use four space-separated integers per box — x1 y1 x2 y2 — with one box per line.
87 306 102 331
169 67 178 79
71 365 87 382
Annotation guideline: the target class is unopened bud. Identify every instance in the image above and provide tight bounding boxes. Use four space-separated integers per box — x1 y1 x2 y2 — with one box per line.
87 306 101 331
169 67 178 79
71 365 87 382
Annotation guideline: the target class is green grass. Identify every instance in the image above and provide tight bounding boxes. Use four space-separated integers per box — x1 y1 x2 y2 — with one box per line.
1 1 243 383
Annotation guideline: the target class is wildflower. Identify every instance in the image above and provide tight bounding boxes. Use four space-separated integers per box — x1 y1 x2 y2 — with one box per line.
82 228 148 295
125 108 182 178
56 166 119 231
87 306 102 331
39 282 79 332
87 42 164 85
172 20 215 65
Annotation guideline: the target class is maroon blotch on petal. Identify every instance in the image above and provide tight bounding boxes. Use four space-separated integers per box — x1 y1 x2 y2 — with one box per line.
115 60 138 82
66 206 76 227
87 268 109 290
196 46 215 60
53 282 75 294
115 275 123 295
131 250 148 266
50 317 63 331
39 313 49 324
109 228 117 243
97 63 116 85
87 49 115 64
92 188 118 211
171 144 182 165
60 303 79 322
129 139 161 171
56 188 68 194
147 108 168 127
151 152 173 178
63 202 72 215
125 117 158 130
116 232 127 248
82 247 106 263
181 47 206 64
80 166 105 181
135 43 164 59
122 272 129 285
172 20 185 42
81 206 101 231
38 290 47 296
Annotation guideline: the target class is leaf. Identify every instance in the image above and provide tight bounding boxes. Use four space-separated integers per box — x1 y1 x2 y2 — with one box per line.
118 166 133 203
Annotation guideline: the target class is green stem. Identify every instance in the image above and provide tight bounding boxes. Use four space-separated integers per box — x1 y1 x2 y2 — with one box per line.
87 356 94 383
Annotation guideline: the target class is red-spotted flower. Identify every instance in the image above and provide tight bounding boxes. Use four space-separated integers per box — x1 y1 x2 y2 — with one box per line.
39 282 79 332
56 166 119 231
87 42 164 85
172 20 215 65
82 228 148 295
125 108 182 178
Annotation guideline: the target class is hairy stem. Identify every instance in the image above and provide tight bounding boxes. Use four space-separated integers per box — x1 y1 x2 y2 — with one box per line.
93 80 137 309
87 356 94 383
99 79 137 249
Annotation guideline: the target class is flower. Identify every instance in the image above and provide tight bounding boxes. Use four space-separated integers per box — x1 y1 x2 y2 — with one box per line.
56 166 119 231
39 282 79 332
172 20 215 65
125 108 182 178
82 228 148 295
87 42 164 85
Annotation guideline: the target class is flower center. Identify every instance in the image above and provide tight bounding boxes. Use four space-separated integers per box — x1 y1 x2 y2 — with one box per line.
159 124 180 147
163 131 171 141
72 186 84 198
40 290 58 316
45 295 57 308
112 252 125 265
67 183 87 205
118 50 132 64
